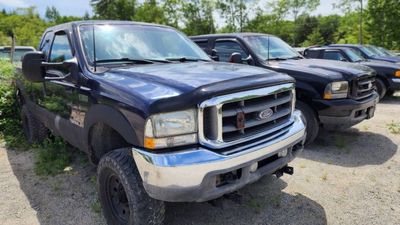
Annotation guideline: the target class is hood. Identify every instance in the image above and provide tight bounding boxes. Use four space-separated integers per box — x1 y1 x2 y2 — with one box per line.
372 56 400 63
361 60 400 70
267 59 375 81
92 62 293 114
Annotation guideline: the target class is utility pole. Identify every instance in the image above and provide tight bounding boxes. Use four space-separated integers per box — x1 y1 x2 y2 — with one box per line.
359 0 363 45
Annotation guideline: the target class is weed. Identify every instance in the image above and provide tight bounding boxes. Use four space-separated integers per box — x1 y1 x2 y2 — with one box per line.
334 134 347 149
91 200 102 214
90 175 97 185
0 60 29 150
246 198 263 213
321 172 328 181
34 136 71 176
387 121 400 134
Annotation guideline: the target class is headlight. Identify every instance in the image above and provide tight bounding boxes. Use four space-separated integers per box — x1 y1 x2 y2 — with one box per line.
144 109 198 149
394 70 400 78
323 81 349 99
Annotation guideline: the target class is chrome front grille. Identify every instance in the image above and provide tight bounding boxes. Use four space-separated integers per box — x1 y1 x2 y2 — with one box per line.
354 75 376 100
198 83 295 149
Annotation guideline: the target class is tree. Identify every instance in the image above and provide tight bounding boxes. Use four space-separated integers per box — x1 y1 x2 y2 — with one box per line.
162 0 182 28
217 0 255 32
83 11 91 20
301 27 324 46
269 0 320 21
293 14 318 46
133 0 166 23
181 0 216 35
367 0 400 49
45 6 60 22
91 0 137 20
334 0 365 44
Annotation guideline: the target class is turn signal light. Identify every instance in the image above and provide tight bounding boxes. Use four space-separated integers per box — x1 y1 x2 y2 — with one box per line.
144 137 156 149
395 70 400 78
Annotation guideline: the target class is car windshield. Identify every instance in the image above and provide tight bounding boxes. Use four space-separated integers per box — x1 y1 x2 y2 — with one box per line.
243 35 301 60
366 46 385 57
359 46 377 57
79 24 210 66
377 46 395 56
0 49 32 62
344 48 365 62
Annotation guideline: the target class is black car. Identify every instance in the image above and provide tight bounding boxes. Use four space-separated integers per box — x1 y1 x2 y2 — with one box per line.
304 46 400 99
16 21 307 225
191 33 379 145
329 44 400 64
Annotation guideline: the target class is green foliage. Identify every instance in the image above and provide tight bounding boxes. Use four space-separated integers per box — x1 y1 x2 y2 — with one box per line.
35 136 71 176
367 0 400 49
133 0 166 24
269 0 320 21
387 121 400 134
181 0 216 35
216 0 253 32
91 0 137 20
0 60 28 149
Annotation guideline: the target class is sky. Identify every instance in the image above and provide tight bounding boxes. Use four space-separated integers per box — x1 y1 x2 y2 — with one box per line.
0 0 343 19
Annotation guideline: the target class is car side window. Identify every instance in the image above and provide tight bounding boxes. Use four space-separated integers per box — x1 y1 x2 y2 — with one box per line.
49 33 73 63
40 32 53 59
214 40 248 62
323 51 345 61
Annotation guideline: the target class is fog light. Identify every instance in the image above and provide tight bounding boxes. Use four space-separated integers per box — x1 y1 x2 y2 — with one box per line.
278 149 288 157
250 162 258 173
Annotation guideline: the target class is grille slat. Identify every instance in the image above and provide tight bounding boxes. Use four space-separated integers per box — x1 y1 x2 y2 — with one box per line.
222 108 291 133
354 75 375 100
198 83 295 150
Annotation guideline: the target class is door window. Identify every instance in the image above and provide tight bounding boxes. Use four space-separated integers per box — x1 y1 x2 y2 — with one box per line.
323 51 346 61
49 34 73 62
214 40 248 62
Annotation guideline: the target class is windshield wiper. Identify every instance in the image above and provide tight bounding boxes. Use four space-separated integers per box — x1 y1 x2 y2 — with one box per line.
166 57 209 62
287 56 303 60
268 57 289 61
94 58 154 64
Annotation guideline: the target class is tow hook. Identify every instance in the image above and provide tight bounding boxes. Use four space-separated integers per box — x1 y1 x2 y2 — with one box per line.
274 166 294 178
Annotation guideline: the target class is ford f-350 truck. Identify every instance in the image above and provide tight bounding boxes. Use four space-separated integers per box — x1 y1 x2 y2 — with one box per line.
16 21 306 225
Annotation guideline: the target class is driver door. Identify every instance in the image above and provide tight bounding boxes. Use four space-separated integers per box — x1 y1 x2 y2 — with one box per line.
41 31 81 146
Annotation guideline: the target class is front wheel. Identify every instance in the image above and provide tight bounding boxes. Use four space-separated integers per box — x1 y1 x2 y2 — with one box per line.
375 78 387 100
296 101 319 146
21 105 49 144
97 149 165 225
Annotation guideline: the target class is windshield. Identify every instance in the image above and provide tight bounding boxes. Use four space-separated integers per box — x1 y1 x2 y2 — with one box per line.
366 46 385 56
377 46 395 56
0 49 32 62
79 24 210 65
344 48 365 62
359 46 377 57
243 36 301 60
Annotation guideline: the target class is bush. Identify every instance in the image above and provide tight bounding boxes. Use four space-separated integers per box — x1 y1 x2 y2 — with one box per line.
0 59 28 149
35 136 71 176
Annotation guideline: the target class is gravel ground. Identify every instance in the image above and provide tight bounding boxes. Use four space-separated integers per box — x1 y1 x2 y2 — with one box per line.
0 97 399 225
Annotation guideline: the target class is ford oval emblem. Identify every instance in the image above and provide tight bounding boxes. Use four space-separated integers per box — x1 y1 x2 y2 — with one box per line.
258 108 274 120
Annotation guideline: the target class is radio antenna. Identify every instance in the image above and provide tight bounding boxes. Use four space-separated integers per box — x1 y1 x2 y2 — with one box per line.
92 23 97 72
267 35 270 64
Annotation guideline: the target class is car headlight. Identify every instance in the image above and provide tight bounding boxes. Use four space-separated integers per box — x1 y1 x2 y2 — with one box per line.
144 109 198 149
394 70 400 78
323 81 349 99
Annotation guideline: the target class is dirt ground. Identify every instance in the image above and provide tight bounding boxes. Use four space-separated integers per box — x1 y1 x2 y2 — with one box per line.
1 97 399 225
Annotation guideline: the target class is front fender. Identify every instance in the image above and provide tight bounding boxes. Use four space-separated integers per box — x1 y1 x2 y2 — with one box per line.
83 104 140 149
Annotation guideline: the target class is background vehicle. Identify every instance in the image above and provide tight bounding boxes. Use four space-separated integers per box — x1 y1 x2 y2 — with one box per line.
16 21 306 225
303 46 400 99
329 44 400 64
0 46 36 63
191 33 379 145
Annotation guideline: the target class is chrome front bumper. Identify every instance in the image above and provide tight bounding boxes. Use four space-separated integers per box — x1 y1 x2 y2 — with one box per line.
132 110 306 202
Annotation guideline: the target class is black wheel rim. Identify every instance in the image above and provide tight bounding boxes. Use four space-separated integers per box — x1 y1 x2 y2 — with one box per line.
105 173 130 223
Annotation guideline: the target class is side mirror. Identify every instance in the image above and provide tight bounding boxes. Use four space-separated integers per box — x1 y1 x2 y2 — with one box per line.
210 49 219 61
22 51 45 82
229 52 242 64
340 58 348 62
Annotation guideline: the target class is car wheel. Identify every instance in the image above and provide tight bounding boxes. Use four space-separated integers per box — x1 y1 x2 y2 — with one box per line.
21 105 49 144
296 101 319 146
375 78 387 100
97 148 165 225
